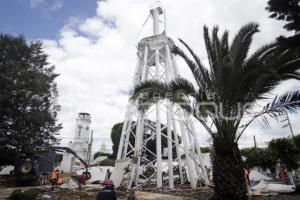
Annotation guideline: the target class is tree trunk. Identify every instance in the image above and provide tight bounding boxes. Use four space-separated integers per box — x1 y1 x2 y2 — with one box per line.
210 142 248 200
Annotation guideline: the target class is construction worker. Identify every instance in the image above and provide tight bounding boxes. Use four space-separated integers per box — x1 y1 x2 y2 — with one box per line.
278 167 287 184
50 168 59 190
96 179 117 200
244 168 250 186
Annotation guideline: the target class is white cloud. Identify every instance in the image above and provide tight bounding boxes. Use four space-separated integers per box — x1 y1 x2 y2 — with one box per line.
42 0 300 152
30 0 46 8
49 0 63 11
30 0 63 12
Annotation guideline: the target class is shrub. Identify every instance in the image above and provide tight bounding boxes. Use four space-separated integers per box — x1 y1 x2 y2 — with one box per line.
98 159 115 166
7 189 39 200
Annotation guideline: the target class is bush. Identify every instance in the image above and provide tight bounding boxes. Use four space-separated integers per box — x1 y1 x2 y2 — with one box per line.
98 159 115 166
7 189 39 200
93 151 112 159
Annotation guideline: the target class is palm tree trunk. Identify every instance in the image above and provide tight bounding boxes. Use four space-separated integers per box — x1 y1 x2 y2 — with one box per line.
210 141 248 200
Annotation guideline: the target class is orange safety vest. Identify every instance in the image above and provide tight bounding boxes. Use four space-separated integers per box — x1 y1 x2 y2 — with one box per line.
244 168 249 184
50 170 58 181
278 170 286 183
244 168 249 178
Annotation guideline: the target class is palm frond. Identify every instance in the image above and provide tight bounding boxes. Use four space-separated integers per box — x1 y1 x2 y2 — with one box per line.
238 41 300 104
203 25 217 69
245 43 278 65
237 91 300 142
212 26 222 64
264 91 300 114
221 30 229 56
169 78 197 98
229 23 259 69
131 80 169 101
172 45 208 90
177 39 211 86
131 78 199 112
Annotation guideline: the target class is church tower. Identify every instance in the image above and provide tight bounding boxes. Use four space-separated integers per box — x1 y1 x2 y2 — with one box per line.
57 112 92 172
72 113 92 167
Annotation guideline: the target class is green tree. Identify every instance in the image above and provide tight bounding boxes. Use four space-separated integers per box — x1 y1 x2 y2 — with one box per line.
131 23 300 199
241 147 276 171
200 146 211 153
98 158 115 166
268 137 299 171
292 134 300 150
0 34 61 166
111 122 124 159
94 151 112 160
266 0 300 48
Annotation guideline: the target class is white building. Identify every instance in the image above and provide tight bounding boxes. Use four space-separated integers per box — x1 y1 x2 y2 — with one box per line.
58 113 92 172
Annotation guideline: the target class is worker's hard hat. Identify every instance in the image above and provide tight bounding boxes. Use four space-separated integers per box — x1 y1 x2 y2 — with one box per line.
103 179 114 186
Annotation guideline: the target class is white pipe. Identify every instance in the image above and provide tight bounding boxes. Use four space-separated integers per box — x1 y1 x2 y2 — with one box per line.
122 116 132 158
165 44 174 188
171 54 179 78
171 109 184 184
152 8 160 35
189 119 210 185
186 120 202 180
168 45 197 189
141 46 149 81
178 112 197 189
155 49 162 188
117 113 128 159
167 102 174 189
135 114 144 184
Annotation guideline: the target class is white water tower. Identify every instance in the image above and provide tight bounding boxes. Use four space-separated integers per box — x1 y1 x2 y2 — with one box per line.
113 2 209 190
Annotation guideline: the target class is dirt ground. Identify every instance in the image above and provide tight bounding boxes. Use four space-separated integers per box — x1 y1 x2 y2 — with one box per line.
250 195 300 200
1 184 300 200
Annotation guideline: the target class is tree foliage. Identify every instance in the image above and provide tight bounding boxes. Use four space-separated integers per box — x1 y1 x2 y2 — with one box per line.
266 0 300 48
0 34 61 166
241 136 300 172
94 151 112 160
98 158 115 166
268 137 299 171
110 122 123 159
241 147 277 171
292 134 300 150
200 146 211 153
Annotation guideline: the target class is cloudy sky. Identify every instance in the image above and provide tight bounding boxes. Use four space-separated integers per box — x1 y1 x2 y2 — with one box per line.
1 0 300 152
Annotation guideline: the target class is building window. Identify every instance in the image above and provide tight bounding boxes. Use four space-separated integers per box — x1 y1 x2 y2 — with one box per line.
78 125 83 137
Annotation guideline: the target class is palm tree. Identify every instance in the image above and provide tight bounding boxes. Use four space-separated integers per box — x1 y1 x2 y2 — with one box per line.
131 23 300 200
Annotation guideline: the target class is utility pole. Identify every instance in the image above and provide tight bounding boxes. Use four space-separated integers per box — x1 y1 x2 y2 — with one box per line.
253 135 257 149
87 131 93 165
281 111 294 137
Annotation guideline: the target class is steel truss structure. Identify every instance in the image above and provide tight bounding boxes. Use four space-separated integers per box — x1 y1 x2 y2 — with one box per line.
116 3 209 190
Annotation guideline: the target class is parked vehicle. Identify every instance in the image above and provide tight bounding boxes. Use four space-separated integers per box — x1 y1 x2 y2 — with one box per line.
13 150 56 186
12 146 91 186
